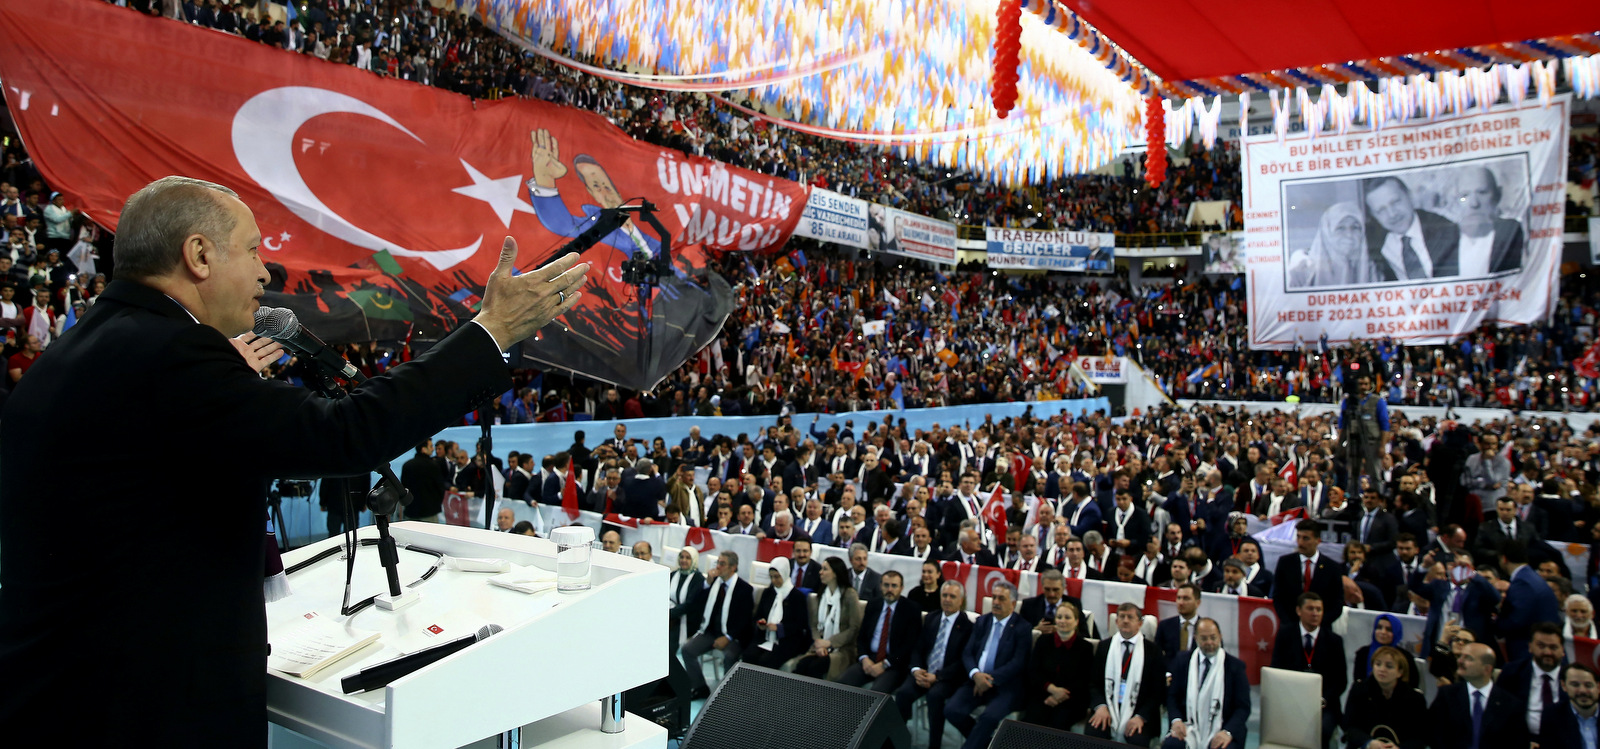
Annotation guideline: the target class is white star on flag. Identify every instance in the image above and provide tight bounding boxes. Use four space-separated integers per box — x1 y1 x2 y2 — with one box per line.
451 159 536 228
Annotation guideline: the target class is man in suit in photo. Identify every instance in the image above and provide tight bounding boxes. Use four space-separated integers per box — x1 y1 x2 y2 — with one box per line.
1423 552 1502 647
1429 642 1529 749
0 176 588 745
1497 540 1562 663
1162 618 1250 749
1537 662 1600 749
1455 166 1525 275
1474 496 1540 567
1270 592 1346 748
1155 583 1205 675
945 582 1030 749
839 570 923 692
1363 175 1462 281
1271 519 1347 626
1496 621 1569 738
1087 603 1168 747
848 544 883 603
893 581 973 749
679 551 755 700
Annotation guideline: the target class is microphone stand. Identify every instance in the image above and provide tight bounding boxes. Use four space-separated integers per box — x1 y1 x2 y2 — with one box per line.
477 404 497 531
288 356 420 611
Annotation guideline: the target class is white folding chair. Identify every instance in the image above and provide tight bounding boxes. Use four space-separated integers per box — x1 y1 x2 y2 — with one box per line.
1258 666 1323 749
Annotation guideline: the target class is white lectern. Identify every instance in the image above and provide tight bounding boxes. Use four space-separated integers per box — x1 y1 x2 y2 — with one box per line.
265 522 667 749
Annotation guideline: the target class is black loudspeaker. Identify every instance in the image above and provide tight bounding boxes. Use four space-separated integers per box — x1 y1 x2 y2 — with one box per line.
626 654 691 740
987 719 1128 748
681 663 910 749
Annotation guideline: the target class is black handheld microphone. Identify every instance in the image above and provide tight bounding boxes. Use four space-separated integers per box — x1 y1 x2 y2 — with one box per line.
340 624 503 693
253 306 365 382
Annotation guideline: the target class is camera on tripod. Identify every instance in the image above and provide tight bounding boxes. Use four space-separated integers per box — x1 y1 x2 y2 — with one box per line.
620 248 675 286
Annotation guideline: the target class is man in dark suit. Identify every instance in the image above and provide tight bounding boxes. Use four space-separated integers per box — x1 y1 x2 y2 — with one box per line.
0 176 585 746
679 551 756 699
1422 553 1501 646
400 441 448 522
1103 489 1151 558
318 471 371 538
1270 592 1346 748
1455 166 1525 275
945 582 1030 749
1429 642 1529 749
1270 519 1347 626
1335 489 1400 560
586 467 626 515
1087 603 1167 747
538 454 566 505
893 580 973 749
621 458 667 519
1162 618 1250 749
1496 621 1568 738
503 454 533 506
1154 584 1205 674
1474 496 1541 566
1497 540 1563 663
839 571 922 692
1363 175 1462 281
1538 662 1599 749
1018 570 1095 640
1061 482 1103 540
706 441 743 485
943 527 999 568
848 544 883 603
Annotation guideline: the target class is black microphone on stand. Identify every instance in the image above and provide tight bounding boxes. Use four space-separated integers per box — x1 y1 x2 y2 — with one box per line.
340 624 504 693
253 306 365 382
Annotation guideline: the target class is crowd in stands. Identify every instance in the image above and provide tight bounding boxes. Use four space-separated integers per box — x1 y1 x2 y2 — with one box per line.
432 399 1600 747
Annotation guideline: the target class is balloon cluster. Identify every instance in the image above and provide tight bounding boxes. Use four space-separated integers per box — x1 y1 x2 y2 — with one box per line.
1143 95 1166 188
991 0 1022 119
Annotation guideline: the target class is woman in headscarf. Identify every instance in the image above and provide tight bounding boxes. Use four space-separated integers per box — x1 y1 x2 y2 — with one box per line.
1342 645 1428 749
792 556 862 679
668 548 706 653
906 560 943 613
1023 600 1094 731
1286 202 1378 290
1353 614 1419 690
741 557 810 668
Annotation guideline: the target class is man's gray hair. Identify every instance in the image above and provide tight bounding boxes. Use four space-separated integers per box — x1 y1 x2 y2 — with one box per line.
113 176 240 281
1083 530 1104 545
634 458 654 472
849 542 868 556
773 509 793 525
940 580 966 598
991 581 1018 600
1040 569 1065 584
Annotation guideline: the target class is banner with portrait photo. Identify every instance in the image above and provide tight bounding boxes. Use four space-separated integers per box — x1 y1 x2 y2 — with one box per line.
867 204 958 264
795 188 870 249
1243 96 1569 350
985 227 1114 272
1202 232 1245 274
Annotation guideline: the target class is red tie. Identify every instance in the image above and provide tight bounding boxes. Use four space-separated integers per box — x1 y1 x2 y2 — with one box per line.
1070 566 1080 579
876 605 893 661
1303 558 1313 592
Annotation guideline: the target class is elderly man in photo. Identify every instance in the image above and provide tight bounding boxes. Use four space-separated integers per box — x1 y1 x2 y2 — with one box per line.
1454 166 1524 275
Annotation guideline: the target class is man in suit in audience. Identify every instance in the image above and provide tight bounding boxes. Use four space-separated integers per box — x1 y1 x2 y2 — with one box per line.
1422 552 1501 647
1334 488 1400 560
678 551 755 700
1162 618 1250 749
1087 603 1167 747
1236 538 1273 597
1429 642 1529 749
1019 570 1094 640
839 571 923 692
893 581 973 749
1270 519 1347 626
586 467 625 515
1155 583 1204 674
790 538 823 593
1062 482 1102 540
1270 592 1346 748
1497 540 1562 663
1474 496 1540 566
848 544 882 603
1496 621 1569 737
943 527 998 568
1103 489 1151 558
1538 662 1600 749
945 582 1030 749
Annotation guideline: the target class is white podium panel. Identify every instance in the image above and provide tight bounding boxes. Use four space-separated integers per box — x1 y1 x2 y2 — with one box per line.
265 522 667 749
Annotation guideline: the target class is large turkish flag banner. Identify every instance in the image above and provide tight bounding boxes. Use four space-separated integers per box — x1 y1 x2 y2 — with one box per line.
0 0 807 388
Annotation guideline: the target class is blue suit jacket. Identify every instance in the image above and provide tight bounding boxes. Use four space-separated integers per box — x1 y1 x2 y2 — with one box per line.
540 472 563 505
961 612 1030 687
1497 564 1562 662
1422 576 1500 646
1062 498 1102 540
1154 616 1200 674
1165 652 1250 743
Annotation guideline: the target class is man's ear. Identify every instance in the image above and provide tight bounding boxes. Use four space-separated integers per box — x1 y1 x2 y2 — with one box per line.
181 233 212 280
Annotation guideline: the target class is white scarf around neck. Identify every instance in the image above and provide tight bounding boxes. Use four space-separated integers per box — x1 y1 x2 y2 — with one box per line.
1103 635 1146 734
818 586 843 639
1181 647 1228 749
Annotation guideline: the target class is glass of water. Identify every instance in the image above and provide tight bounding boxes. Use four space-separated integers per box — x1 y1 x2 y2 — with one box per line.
550 526 595 593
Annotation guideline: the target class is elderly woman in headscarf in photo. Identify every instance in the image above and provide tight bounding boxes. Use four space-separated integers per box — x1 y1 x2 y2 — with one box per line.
791 556 863 679
669 548 706 654
1287 202 1380 289
1353 614 1419 691
741 558 810 668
